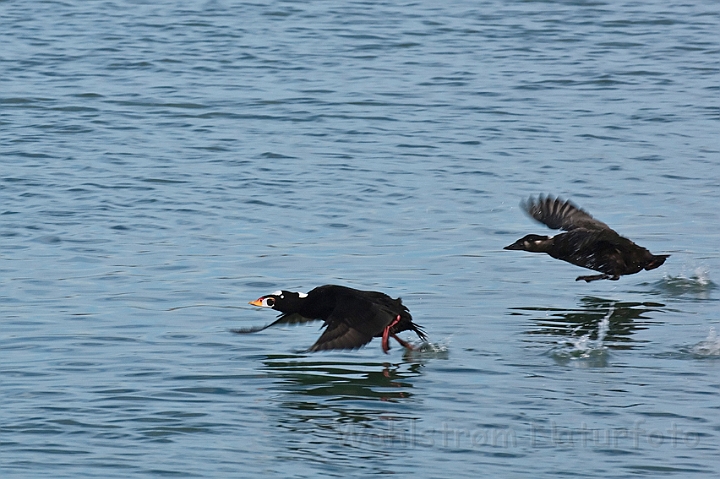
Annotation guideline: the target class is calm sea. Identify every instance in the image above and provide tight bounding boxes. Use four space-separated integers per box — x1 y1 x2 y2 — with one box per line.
2 1 719 477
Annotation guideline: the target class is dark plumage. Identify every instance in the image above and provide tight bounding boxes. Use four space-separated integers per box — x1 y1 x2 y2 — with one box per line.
235 285 426 353
504 195 670 282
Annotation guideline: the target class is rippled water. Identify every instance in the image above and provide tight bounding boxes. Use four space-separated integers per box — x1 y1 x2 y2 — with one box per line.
2 1 720 477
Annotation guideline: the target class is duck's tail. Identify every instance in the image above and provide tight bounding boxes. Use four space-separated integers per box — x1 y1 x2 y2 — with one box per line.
645 254 670 270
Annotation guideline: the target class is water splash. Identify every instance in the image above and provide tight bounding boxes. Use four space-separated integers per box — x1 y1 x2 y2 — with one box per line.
657 267 715 298
551 306 613 366
404 339 450 359
568 306 611 355
690 327 720 357
692 268 711 286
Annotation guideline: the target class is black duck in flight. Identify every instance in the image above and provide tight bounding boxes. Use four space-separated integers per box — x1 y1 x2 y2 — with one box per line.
236 285 426 353
504 195 669 282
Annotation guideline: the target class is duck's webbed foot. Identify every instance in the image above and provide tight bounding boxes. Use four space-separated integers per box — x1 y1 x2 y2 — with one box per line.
575 274 619 282
381 315 402 354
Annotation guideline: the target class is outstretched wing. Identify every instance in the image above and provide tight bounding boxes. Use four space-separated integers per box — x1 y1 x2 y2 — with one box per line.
231 313 318 334
307 322 375 351
522 195 611 232
308 295 395 351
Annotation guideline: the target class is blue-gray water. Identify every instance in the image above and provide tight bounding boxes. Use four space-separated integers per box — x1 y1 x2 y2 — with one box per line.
2 1 720 477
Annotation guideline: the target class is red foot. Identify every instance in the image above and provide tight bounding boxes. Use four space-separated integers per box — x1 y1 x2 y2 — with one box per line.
381 315 402 354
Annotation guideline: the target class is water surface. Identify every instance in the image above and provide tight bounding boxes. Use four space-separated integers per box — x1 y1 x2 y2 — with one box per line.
2 1 720 477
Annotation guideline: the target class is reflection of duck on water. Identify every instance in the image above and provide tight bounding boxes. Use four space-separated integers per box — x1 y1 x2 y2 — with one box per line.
261 356 421 402
505 195 670 282
259 357 423 465
514 297 666 350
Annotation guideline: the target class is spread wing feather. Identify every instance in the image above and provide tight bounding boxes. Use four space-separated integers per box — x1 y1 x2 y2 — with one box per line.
522 195 610 232
231 313 318 334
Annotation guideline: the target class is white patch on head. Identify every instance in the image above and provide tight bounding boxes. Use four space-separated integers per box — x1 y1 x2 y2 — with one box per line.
259 297 275 308
269 290 306 299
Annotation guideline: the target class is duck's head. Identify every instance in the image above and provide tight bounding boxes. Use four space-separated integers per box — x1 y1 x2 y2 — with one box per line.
249 290 308 312
504 234 551 252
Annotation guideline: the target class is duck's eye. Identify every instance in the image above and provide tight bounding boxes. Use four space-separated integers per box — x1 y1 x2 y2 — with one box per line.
265 297 275 307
